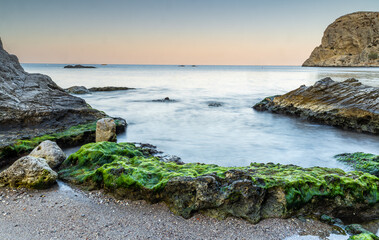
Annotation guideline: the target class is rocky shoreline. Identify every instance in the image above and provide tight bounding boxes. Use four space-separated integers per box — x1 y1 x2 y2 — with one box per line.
253 78 379 134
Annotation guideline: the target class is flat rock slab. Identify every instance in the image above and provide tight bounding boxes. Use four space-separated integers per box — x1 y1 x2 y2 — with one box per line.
254 78 379 134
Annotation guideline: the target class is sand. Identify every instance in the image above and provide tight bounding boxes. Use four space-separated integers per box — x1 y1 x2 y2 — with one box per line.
0 181 337 240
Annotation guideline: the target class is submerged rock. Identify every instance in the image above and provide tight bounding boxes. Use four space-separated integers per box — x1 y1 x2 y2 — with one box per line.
0 38 105 146
59 142 379 224
29 140 66 169
152 97 176 102
0 156 57 189
253 78 379 134
64 65 96 69
207 101 223 107
303 12 379 67
96 118 117 142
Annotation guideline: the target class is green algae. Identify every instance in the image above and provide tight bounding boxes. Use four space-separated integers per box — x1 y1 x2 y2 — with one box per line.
0 122 97 163
0 119 125 166
348 233 379 240
59 141 235 191
336 153 379 177
59 142 379 210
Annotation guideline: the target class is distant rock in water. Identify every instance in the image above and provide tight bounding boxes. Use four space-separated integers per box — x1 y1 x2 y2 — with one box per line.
253 78 379 134
65 86 134 94
152 97 176 102
303 12 379 67
64 64 96 69
207 101 223 107
88 86 134 92
66 86 91 94
0 38 105 145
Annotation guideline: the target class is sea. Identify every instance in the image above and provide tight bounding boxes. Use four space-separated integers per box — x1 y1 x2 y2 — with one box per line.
22 64 379 170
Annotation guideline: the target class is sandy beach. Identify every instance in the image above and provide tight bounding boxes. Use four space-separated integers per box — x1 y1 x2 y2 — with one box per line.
0 181 335 240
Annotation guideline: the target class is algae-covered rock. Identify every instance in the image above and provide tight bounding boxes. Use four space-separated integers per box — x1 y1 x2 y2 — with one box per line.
65 86 91 94
348 233 379 240
253 78 379 134
59 142 379 223
336 153 379 176
0 156 57 189
96 118 117 142
29 140 66 169
346 224 379 240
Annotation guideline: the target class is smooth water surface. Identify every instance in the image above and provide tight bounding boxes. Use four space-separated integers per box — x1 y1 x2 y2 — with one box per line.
23 64 379 169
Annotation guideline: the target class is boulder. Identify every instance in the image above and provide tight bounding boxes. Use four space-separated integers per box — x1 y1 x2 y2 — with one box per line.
29 140 66 169
303 12 379 67
96 118 117 142
253 78 379 134
0 37 105 146
0 156 57 189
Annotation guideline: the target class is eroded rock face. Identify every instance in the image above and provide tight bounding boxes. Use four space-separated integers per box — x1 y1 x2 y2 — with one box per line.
0 156 57 189
0 38 105 145
303 12 379 67
96 118 117 142
253 78 379 134
29 140 66 169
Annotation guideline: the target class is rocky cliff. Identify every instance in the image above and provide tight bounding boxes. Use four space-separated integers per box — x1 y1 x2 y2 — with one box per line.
253 78 379 134
0 38 105 145
303 12 379 67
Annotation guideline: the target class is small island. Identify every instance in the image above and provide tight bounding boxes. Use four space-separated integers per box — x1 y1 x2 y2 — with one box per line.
64 64 96 69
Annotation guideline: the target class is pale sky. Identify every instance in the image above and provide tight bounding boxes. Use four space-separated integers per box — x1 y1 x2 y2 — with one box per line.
1 0 378 65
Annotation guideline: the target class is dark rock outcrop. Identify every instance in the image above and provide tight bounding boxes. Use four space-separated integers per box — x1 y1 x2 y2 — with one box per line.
253 78 379 134
65 86 134 94
303 12 379 67
65 86 91 94
64 65 96 69
0 38 105 146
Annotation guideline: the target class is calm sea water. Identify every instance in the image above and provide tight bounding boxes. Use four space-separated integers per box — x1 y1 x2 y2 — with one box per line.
22 64 379 169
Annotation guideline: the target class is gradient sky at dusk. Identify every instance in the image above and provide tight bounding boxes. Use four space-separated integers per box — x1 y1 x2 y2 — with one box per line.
1 0 379 65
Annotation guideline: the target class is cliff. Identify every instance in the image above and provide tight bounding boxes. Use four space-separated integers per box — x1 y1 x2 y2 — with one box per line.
303 12 379 67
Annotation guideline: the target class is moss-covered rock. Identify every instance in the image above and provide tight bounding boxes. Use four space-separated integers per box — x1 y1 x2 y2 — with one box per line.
336 153 379 177
0 119 126 167
348 233 379 240
58 142 379 223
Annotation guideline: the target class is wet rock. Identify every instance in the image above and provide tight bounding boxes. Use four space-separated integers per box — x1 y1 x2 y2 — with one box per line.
64 65 96 69
158 155 184 165
346 224 379 240
65 86 91 94
96 118 116 142
253 78 379 134
29 140 66 169
207 101 223 107
303 12 379 67
152 97 176 102
0 156 57 189
0 38 105 145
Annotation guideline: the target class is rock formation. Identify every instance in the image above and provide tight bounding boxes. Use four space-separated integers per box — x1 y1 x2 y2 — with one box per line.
0 156 57 189
29 140 67 169
65 86 134 94
303 12 379 67
253 78 379 134
64 64 96 69
0 38 105 146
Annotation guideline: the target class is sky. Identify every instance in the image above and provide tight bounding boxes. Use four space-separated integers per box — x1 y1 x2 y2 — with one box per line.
0 0 378 65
